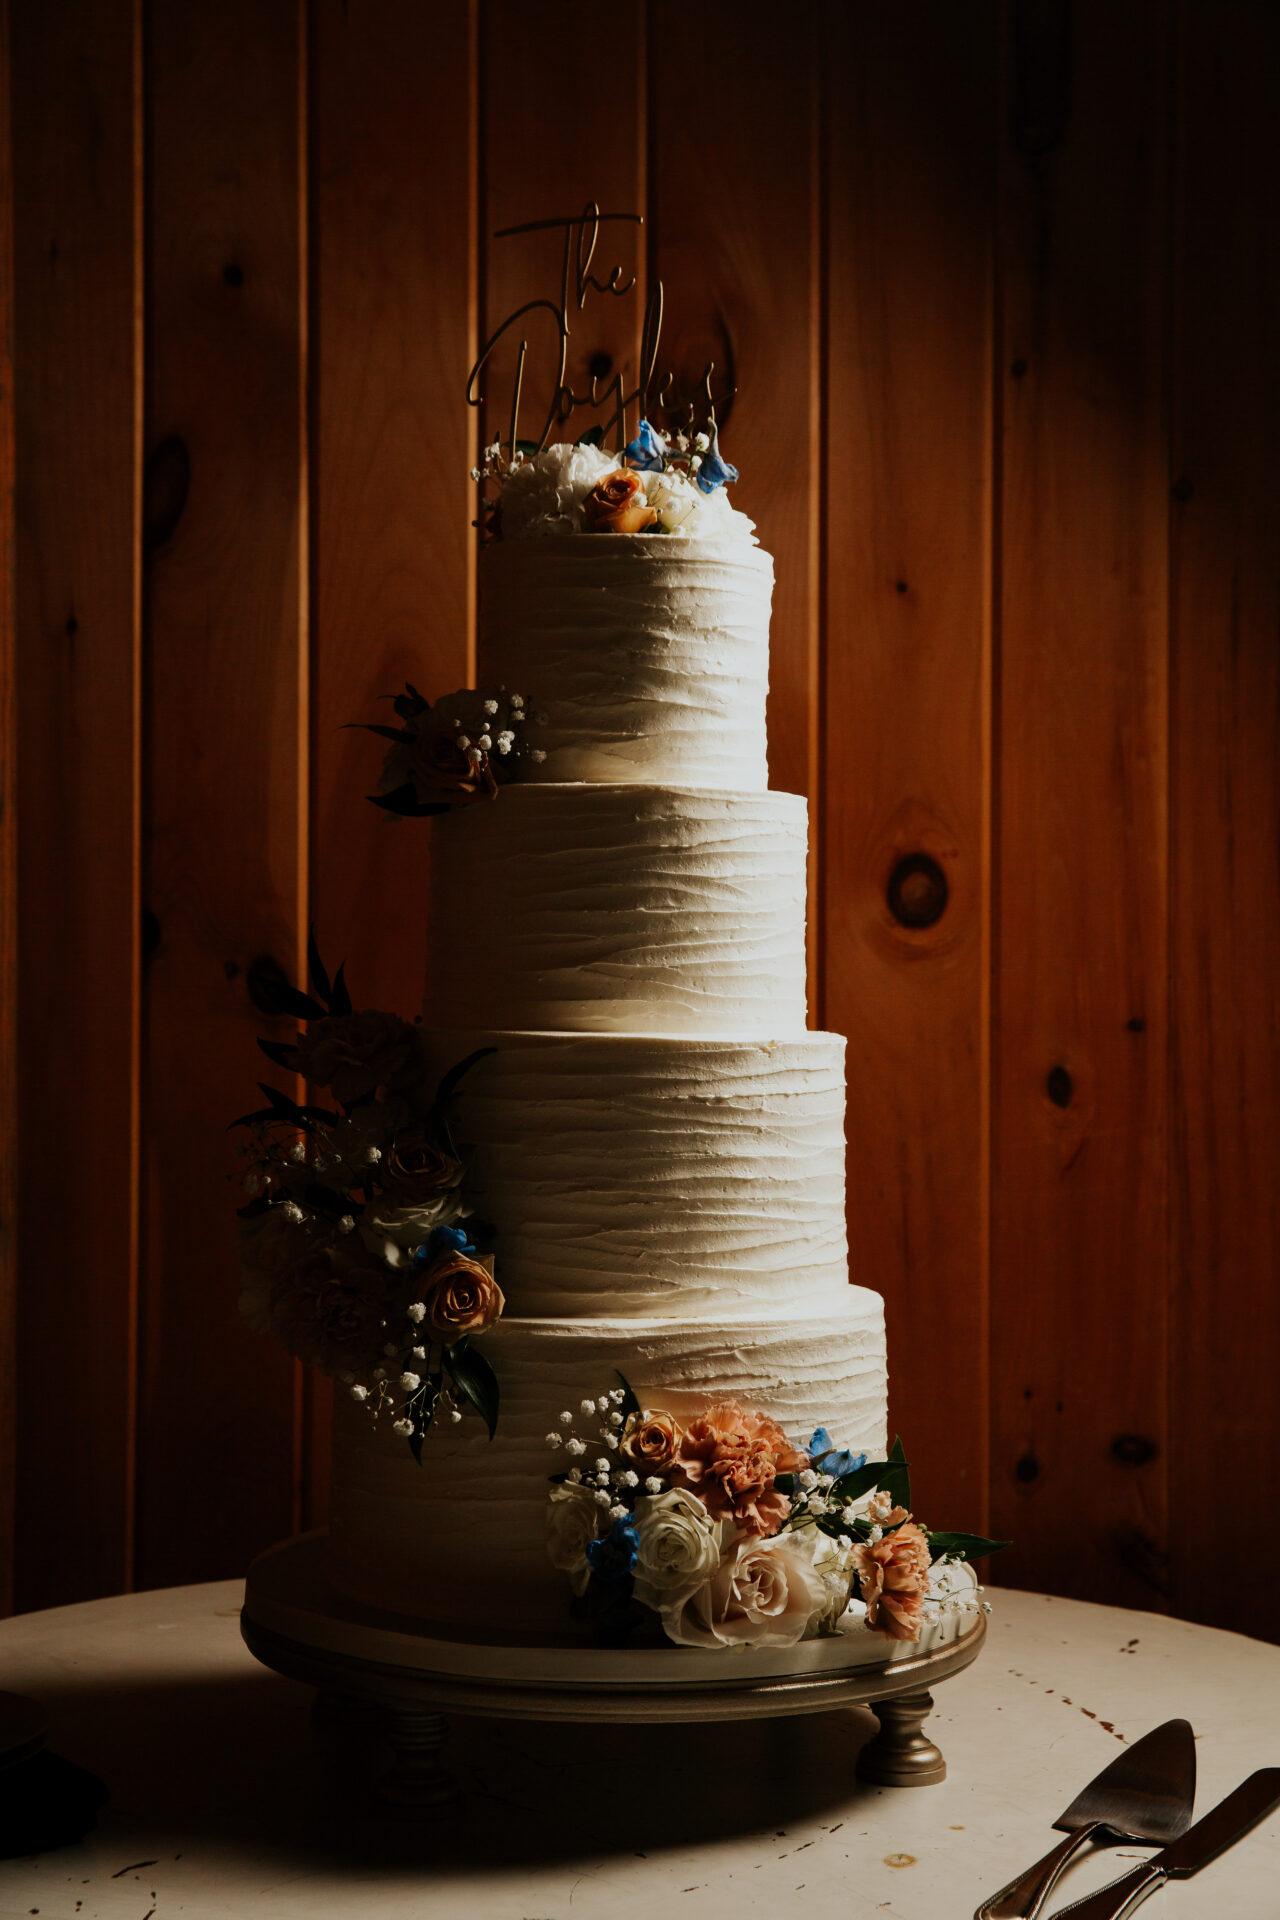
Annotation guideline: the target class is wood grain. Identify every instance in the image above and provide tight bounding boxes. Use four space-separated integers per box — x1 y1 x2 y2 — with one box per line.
10 0 143 1610
137 0 306 1587
308 0 478 1523
0 0 15 1614
1168 0 1280 1641
822 0 996 1524
990 0 1171 1605
479 2 645 460
649 1 820 993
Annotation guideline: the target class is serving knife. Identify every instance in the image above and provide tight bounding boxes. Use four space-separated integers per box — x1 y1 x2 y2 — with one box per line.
1048 1768 1280 1919
974 1719 1196 1920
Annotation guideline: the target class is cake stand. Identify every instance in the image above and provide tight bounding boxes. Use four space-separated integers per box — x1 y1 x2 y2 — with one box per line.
242 1532 986 1805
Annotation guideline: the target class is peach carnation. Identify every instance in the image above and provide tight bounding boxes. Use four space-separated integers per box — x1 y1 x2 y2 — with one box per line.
671 1401 808 1537
293 1009 417 1104
851 1518 932 1641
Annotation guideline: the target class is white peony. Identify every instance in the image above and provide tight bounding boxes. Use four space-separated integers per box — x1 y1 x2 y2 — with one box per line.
546 1480 604 1596
500 441 620 538
631 1488 725 1611
662 1526 835 1651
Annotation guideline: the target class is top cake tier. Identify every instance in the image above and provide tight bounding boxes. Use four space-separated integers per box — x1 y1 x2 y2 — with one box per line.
478 537 774 790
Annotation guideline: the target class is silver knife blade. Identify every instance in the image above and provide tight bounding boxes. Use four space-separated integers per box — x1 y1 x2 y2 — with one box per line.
1153 1767 1280 1877
1054 1718 1196 1842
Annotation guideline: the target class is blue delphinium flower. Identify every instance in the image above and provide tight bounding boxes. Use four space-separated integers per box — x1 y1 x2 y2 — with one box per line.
586 1513 640 1585
808 1427 866 1481
694 424 739 494
413 1222 474 1267
624 418 668 472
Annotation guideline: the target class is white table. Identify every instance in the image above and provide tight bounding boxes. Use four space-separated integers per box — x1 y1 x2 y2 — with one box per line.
1 1577 1278 1918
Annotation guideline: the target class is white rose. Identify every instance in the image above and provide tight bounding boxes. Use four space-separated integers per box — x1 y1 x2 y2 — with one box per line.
647 471 700 533
356 1191 464 1262
631 1488 724 1611
500 441 619 539
546 1481 603 1596
662 1527 834 1651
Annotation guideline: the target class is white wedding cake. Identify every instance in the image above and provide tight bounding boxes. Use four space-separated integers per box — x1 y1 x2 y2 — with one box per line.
325 447 888 1633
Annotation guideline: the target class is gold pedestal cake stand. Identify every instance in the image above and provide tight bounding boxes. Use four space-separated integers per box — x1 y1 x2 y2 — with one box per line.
242 1532 986 1807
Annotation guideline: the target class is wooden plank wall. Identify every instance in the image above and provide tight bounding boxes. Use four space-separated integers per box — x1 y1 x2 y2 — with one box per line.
3 0 1278 1638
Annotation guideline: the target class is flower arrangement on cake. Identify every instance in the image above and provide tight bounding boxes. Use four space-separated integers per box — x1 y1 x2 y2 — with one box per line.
471 416 755 544
353 681 547 821
545 1380 1005 1650
232 941 503 1454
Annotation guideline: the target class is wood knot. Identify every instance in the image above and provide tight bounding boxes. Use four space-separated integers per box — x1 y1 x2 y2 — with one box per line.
1046 1065 1073 1107
1110 1433 1157 1467
887 854 948 930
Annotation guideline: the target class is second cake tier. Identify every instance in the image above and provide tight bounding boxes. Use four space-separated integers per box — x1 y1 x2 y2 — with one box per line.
424 1030 850 1318
425 784 809 1035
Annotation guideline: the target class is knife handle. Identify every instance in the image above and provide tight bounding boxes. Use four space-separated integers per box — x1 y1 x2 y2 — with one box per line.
1043 1861 1165 1920
974 1825 1103 1920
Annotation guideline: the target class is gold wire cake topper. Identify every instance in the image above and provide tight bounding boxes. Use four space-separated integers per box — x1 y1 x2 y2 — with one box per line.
467 202 735 458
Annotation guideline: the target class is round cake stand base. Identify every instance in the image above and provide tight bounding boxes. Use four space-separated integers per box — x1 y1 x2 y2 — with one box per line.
242 1533 985 1806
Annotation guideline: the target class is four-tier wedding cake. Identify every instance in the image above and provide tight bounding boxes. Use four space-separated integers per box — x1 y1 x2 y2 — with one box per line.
324 442 889 1633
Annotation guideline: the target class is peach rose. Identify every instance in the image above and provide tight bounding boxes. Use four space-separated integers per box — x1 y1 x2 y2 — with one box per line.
852 1518 932 1641
671 1402 808 1537
409 726 499 804
582 468 657 534
293 1009 417 1104
416 1251 504 1345
619 1409 683 1474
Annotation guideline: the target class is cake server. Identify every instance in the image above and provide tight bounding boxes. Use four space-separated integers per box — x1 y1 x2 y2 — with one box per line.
973 1718 1196 1920
1043 1767 1280 1919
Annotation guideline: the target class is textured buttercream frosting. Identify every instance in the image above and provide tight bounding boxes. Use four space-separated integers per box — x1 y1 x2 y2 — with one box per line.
328 1297 888 1630
425 784 809 1035
426 1030 849 1317
478 536 774 788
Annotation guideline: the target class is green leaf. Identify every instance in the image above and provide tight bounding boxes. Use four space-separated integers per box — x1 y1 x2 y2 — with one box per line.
366 784 450 818
774 1472 796 1497
926 1531 1010 1564
516 438 543 453
831 1459 890 1503
393 686 430 720
575 425 605 448
253 977 329 1022
342 721 417 743
883 1434 912 1513
446 1340 500 1439
614 1369 641 1420
434 1045 497 1109
236 1195 273 1221
329 960 352 1018
257 1037 297 1068
306 928 332 1005
227 1106 279 1130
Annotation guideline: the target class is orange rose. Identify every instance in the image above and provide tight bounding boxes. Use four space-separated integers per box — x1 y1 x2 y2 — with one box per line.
582 468 657 534
619 1409 683 1474
416 1251 504 1345
851 1519 932 1641
671 1402 808 1537
409 727 499 804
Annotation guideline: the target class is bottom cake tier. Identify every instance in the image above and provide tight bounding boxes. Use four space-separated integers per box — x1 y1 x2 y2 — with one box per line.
327 1291 887 1631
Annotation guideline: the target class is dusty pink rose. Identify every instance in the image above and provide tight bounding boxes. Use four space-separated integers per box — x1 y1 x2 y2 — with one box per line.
409 726 499 805
670 1401 808 1537
851 1518 932 1641
293 1009 417 1103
